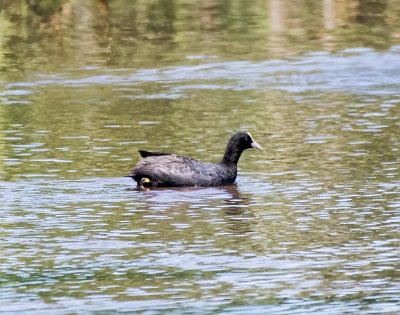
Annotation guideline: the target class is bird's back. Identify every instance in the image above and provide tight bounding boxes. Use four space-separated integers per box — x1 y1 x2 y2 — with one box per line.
129 154 237 187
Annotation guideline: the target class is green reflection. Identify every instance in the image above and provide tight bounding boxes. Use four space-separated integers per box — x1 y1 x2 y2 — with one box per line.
0 0 399 73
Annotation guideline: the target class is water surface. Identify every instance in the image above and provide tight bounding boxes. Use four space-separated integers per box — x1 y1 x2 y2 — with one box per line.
1 0 400 313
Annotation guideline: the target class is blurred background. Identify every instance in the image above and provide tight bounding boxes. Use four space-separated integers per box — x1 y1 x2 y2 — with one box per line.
1 0 399 72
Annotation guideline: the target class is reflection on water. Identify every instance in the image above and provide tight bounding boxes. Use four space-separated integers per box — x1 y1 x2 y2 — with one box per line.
1 172 399 312
1 0 400 73
1 0 400 314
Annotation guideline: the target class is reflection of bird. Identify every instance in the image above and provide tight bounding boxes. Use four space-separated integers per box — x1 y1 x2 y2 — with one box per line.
127 132 263 188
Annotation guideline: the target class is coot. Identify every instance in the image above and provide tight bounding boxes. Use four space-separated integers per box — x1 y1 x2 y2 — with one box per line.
127 132 263 188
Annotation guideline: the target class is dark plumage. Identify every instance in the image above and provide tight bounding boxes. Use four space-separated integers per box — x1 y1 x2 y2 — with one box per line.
127 132 263 188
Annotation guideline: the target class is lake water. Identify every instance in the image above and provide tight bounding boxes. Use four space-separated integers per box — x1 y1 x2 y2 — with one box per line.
1 0 400 313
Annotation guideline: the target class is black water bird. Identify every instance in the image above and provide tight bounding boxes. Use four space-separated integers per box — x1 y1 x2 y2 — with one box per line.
127 132 263 188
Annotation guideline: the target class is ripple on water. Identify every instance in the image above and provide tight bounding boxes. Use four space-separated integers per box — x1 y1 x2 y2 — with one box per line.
5 47 400 98
1 47 400 313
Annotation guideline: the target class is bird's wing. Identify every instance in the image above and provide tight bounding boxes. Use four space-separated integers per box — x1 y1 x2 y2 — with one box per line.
131 155 203 186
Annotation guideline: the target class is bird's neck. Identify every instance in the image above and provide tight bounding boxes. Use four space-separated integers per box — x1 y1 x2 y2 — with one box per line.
221 146 242 166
